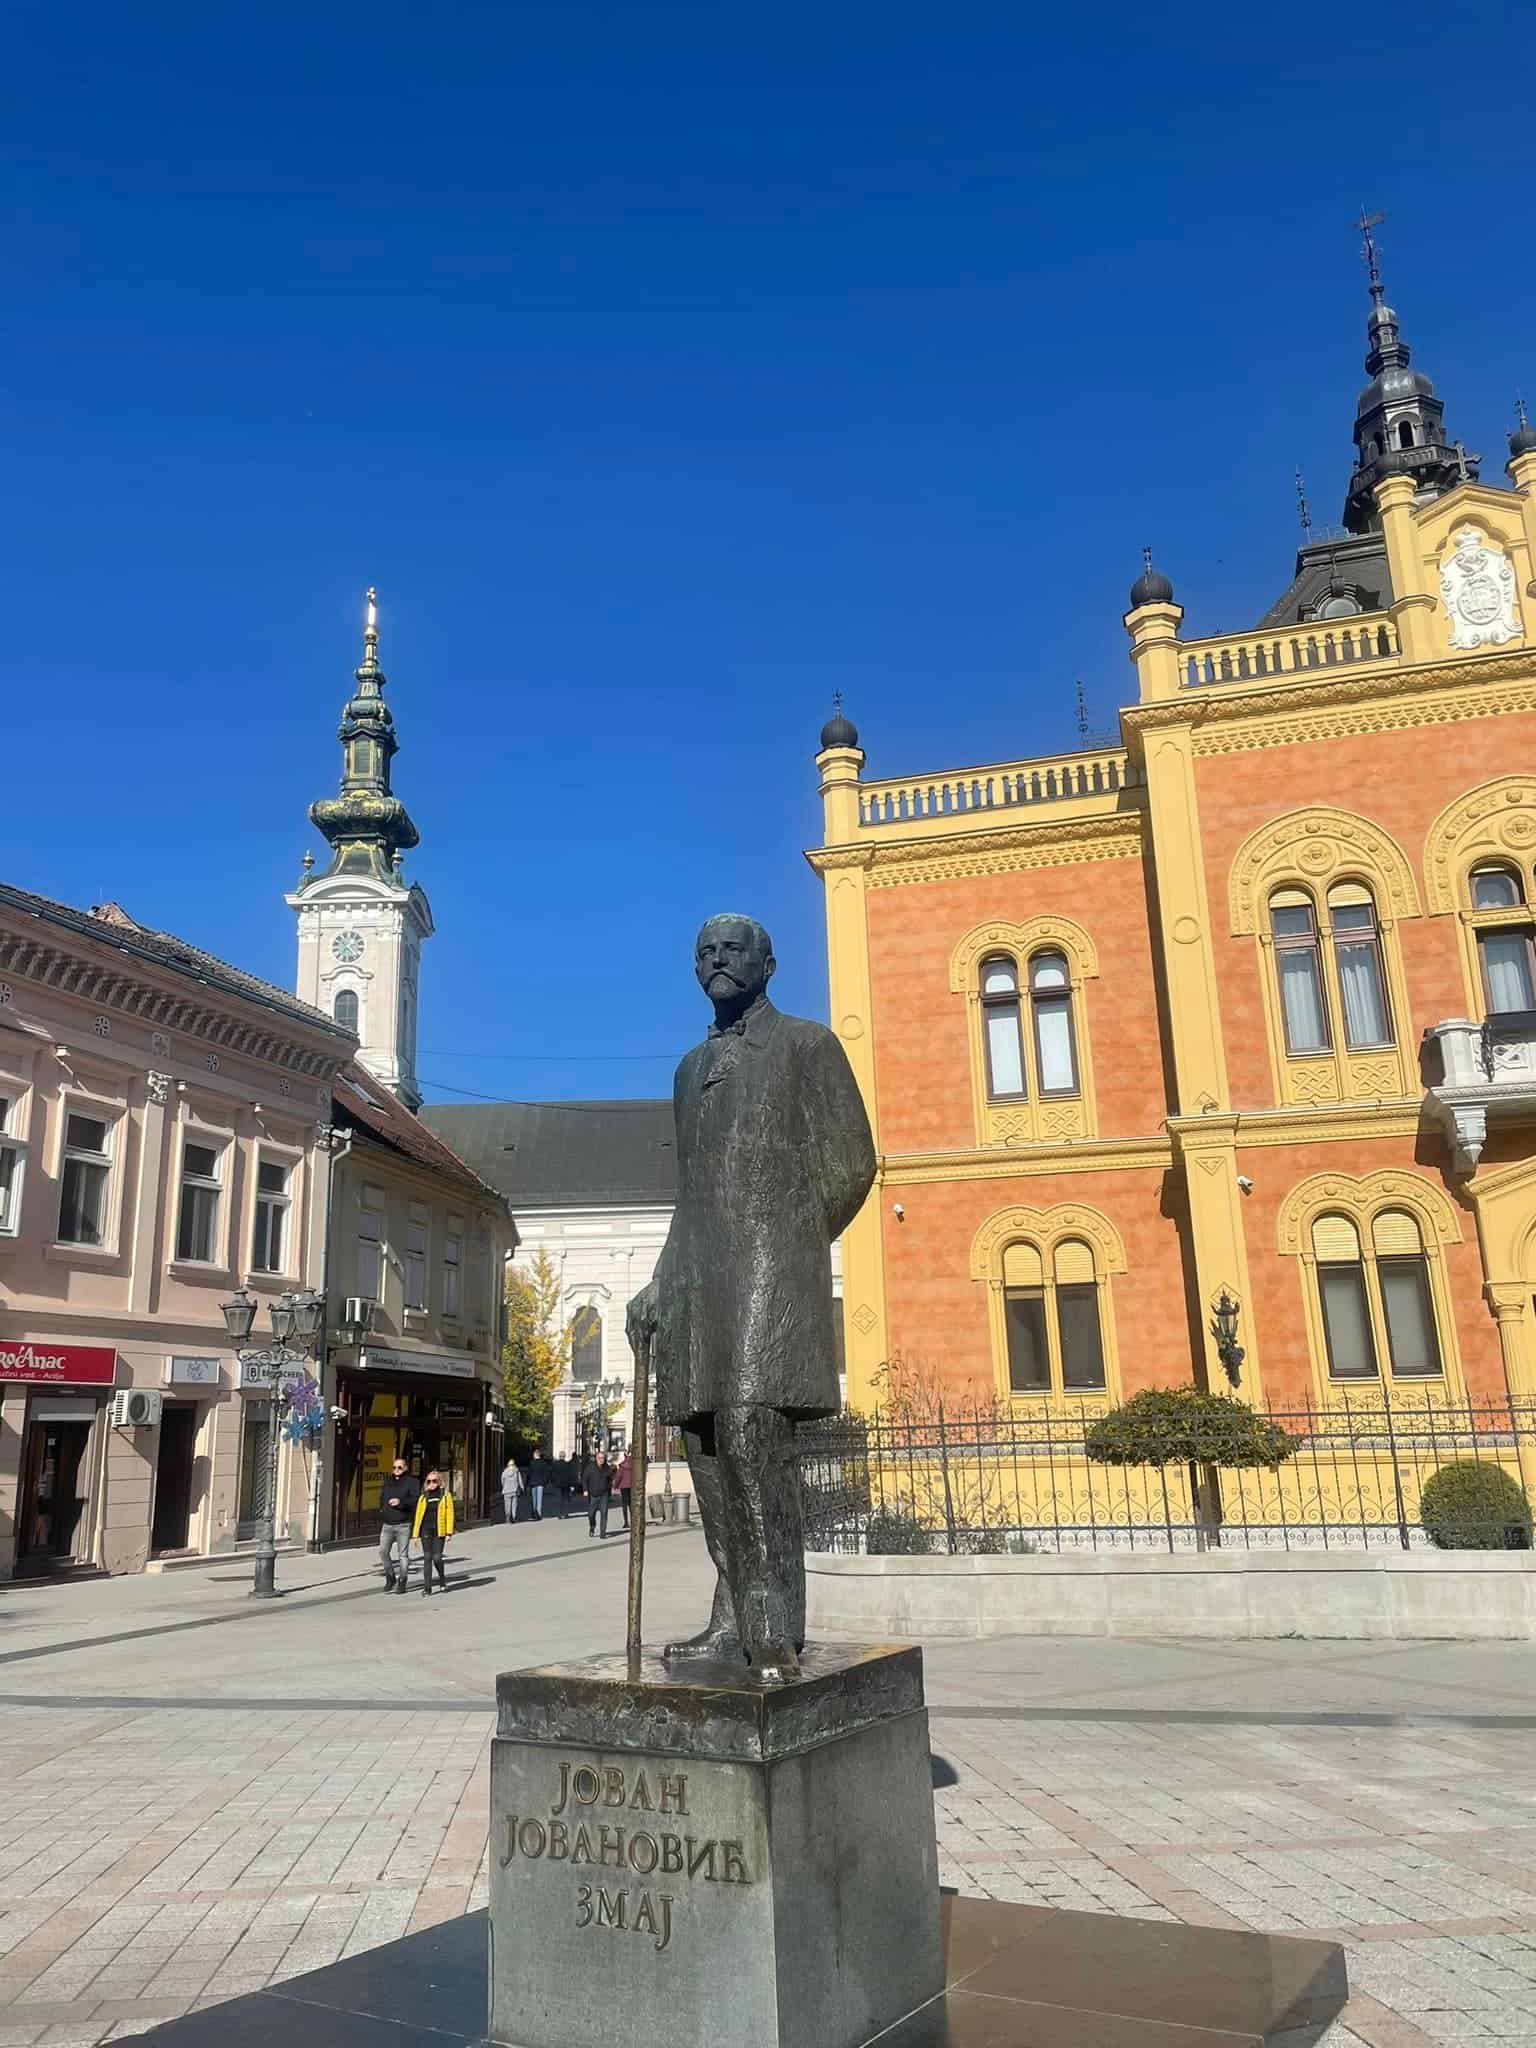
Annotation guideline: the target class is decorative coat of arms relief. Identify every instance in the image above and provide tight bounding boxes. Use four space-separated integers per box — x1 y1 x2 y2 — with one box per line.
1439 526 1522 650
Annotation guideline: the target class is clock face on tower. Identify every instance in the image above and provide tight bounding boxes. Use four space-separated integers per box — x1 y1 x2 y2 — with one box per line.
332 931 365 964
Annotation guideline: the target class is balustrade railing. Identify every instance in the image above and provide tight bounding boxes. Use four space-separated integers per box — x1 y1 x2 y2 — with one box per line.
858 747 1140 828
1182 616 1398 690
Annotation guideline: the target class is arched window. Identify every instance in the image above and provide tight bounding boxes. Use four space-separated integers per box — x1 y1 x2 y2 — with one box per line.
1372 1210 1441 1378
1311 1209 1442 1383
1313 1215 1374 1378
334 988 359 1034
1029 952 1078 1094
1001 1237 1106 1395
1270 884 1392 1056
980 957 1026 1099
1270 891 1330 1053
570 1307 602 1382
1469 866 1536 1013
1327 883 1391 1047
1398 421 1415 449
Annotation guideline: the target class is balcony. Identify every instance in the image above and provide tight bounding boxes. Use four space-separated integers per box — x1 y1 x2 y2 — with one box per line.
857 744 1142 838
1179 614 1400 692
1422 1014 1536 1171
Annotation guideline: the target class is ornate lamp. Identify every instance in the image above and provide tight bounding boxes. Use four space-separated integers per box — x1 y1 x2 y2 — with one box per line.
293 1290 326 1348
1209 1290 1245 1389
221 1286 258 1346
269 1293 299 1348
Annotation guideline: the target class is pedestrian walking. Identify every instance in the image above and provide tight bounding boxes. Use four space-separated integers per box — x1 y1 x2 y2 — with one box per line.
413 1469 454 1596
501 1456 523 1525
378 1456 420 1594
584 1446 615 1539
527 1448 549 1521
559 1455 578 1519
615 1448 634 1530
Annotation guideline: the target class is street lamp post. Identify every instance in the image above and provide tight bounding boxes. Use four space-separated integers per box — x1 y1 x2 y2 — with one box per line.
222 1285 326 1600
1209 1290 1246 1390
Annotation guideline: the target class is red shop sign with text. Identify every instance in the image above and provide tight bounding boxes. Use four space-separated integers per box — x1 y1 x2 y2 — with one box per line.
0 1340 118 1386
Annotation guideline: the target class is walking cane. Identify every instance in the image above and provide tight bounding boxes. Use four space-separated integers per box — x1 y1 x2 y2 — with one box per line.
626 1327 651 1678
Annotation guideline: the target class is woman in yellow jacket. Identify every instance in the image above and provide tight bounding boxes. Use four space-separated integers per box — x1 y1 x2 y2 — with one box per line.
412 1469 455 1597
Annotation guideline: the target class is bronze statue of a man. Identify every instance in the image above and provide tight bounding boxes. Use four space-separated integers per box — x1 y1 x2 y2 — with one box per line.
627 915 875 1681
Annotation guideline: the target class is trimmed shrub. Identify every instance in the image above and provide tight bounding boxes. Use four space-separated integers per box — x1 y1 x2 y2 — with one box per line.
1083 1387 1297 1470
864 1506 934 1556
1419 1461 1533 1551
955 1527 1006 1556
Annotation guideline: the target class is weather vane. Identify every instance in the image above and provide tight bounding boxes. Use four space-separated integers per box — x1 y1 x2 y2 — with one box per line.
1295 468 1312 536
1353 207 1386 300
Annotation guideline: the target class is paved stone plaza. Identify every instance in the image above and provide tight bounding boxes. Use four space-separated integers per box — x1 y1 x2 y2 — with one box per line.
0 1518 1532 2047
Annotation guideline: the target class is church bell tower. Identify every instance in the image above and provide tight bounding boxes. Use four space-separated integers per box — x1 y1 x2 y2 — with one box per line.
288 589 432 1111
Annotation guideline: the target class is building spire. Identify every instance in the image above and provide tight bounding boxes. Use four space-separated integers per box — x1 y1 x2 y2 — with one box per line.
361 585 380 671
1341 210 1472 534
302 586 420 886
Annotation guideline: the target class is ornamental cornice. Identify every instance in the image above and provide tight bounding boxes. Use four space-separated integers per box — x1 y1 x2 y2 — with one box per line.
860 814 1145 890
883 1136 1170 1185
948 914 1099 992
1118 648 1536 756
1422 776 1536 914
1274 1168 1463 1258
968 1200 1129 1280
0 935 346 1079
1227 1102 1427 1148
803 845 877 875
1227 806 1421 934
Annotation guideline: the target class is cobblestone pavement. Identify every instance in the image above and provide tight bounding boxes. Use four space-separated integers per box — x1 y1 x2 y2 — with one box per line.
0 1519 1532 2046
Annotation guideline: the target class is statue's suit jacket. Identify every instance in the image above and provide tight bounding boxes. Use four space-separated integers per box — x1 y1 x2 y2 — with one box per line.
654 998 876 1427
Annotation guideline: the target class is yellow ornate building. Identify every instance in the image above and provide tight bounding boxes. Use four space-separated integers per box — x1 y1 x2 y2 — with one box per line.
808 254 1536 1468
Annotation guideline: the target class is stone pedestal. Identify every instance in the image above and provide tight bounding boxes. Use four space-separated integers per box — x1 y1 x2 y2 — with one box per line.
488 1643 944 2048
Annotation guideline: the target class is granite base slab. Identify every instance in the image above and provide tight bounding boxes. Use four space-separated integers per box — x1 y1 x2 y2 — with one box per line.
489 1643 946 2048
129 1894 1348 2048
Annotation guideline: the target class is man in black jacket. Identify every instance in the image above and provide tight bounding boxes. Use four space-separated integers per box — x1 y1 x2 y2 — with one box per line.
378 1457 420 1593
582 1447 615 1540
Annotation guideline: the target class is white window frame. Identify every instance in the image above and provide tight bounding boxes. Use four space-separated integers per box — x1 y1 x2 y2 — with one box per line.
251 1152 294 1277
174 1132 226 1266
0 1090 27 1240
55 1096 121 1253
443 1221 463 1320
356 1187 386 1302
404 1203 429 1312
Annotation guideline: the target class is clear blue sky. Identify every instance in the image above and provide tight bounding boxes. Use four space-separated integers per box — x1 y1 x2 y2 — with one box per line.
4 1 1531 1105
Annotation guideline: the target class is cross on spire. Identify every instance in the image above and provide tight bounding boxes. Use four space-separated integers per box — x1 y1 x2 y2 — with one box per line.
1354 207 1386 303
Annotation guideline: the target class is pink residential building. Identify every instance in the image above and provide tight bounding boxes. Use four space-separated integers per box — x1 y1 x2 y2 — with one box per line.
0 887 354 1579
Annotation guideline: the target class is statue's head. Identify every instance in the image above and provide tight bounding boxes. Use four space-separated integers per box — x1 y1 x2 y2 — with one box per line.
694 913 775 1011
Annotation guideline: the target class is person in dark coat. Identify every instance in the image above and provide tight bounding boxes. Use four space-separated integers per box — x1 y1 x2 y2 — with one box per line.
582 1447 615 1539
627 914 875 1680
526 1449 550 1521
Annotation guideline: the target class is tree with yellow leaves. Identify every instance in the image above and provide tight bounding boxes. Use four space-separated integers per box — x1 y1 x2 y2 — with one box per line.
501 1248 583 1451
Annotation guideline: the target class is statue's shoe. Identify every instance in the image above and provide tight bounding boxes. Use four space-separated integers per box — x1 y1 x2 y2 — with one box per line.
661 1628 743 1663
747 1640 801 1684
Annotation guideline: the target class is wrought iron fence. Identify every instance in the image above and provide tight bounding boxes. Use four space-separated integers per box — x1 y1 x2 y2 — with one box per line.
796 1393 1536 1555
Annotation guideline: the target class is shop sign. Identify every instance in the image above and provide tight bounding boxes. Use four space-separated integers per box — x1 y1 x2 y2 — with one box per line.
238 1352 311 1392
361 1347 478 1381
166 1355 222 1388
438 1400 477 1420
0 1339 117 1386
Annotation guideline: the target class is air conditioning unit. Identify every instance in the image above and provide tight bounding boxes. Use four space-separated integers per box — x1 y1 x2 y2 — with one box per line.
343 1297 376 1333
111 1389 163 1428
